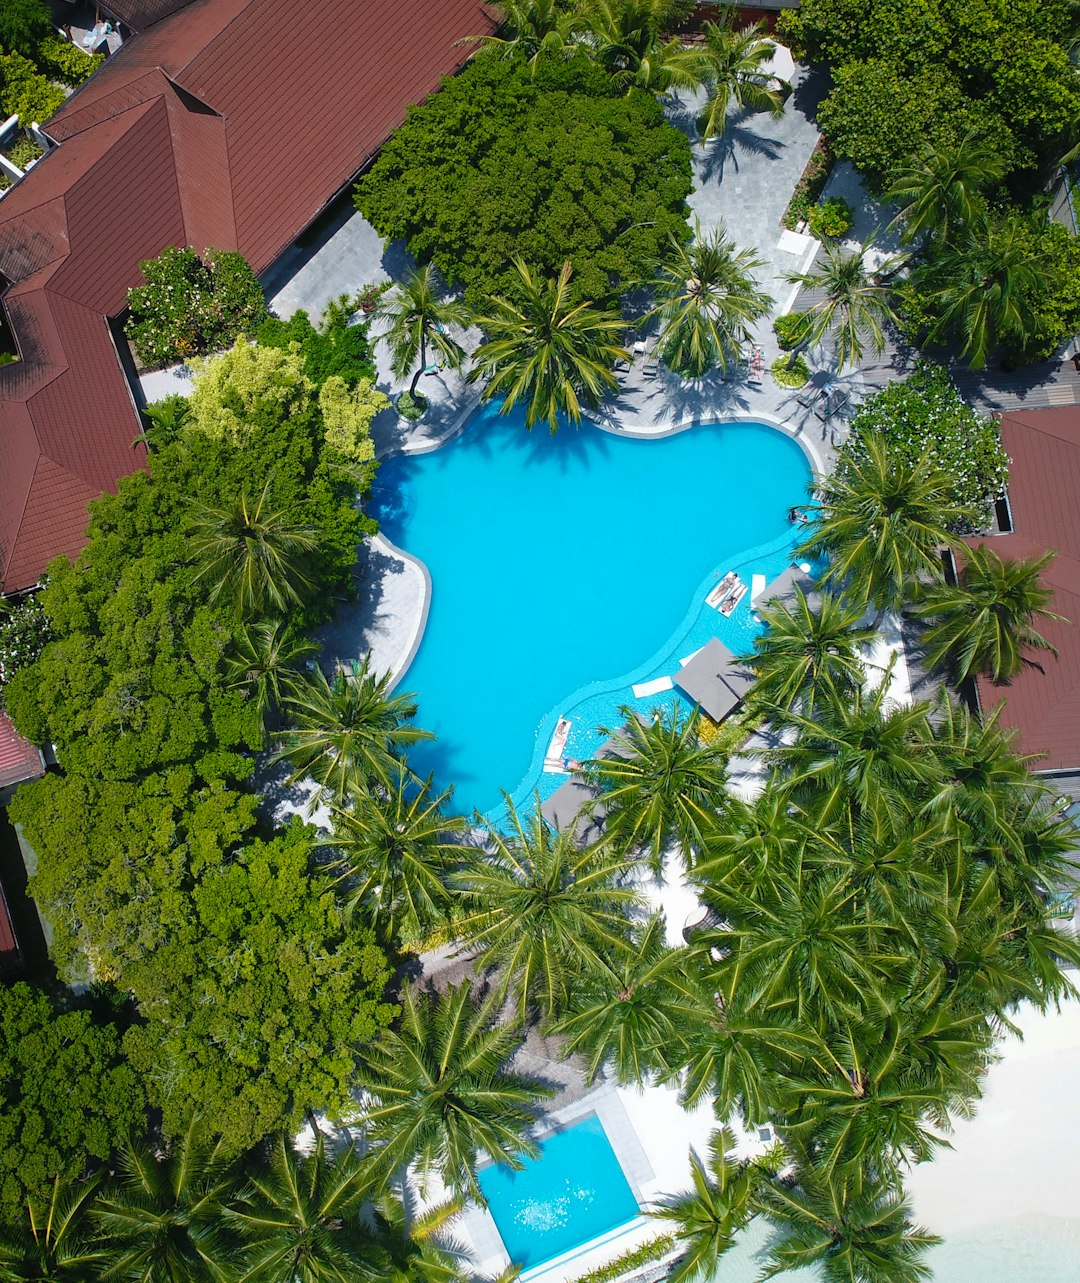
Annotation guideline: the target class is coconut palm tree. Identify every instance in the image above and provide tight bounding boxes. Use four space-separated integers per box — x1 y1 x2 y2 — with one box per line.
648 221 771 377
582 0 702 96
133 393 192 452
453 800 643 1019
361 981 550 1196
223 618 319 725
786 241 902 371
472 0 585 73
366 1180 471 1283
743 587 875 717
0 1176 107 1283
226 1135 380 1283
797 431 976 619
329 767 468 942
273 655 433 804
691 16 787 143
91 1121 238 1282
652 1129 767 1283
885 131 1008 245
753 1167 940 1283
583 703 729 872
910 544 1064 684
186 480 319 620
915 214 1047 369
550 914 696 1083
377 266 469 400
469 258 628 433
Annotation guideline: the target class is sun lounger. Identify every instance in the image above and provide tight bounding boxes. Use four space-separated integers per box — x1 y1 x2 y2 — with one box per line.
719 581 748 617
632 675 673 698
641 334 660 378
706 570 738 608
797 370 831 408
815 388 851 422
543 717 573 772
747 345 764 387
749 573 766 606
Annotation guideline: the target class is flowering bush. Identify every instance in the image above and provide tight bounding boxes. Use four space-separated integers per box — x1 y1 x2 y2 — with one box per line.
843 360 1008 530
0 592 52 706
125 246 268 368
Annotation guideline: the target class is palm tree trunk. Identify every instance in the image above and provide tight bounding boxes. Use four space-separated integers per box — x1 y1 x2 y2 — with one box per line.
409 332 428 398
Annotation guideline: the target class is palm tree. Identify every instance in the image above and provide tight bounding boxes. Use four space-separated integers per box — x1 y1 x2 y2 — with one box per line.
583 704 728 872
361 981 550 1196
186 479 318 619
226 1135 380 1283
786 241 902 371
910 544 1064 684
366 1180 470 1283
649 222 771 377
91 1122 238 1282
273 655 433 804
652 1130 766 1283
798 431 976 619
223 618 319 725
550 914 697 1083
885 131 1007 245
744 587 875 716
0 1177 107 1283
469 258 628 433
753 1167 940 1283
133 393 192 452
582 0 702 96
329 768 468 942
473 0 585 73
453 799 643 1019
915 214 1046 368
377 265 469 400
691 16 787 143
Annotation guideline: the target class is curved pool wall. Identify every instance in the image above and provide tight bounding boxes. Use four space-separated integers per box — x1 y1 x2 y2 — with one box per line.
372 403 814 818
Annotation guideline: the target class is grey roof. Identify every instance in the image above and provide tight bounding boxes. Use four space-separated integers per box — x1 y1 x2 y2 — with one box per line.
759 563 816 608
674 637 753 722
540 775 605 842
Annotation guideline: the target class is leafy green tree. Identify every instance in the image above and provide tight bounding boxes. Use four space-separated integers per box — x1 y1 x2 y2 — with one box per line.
652 1130 765 1283
584 704 728 871
355 56 693 309
649 222 771 377
454 801 643 1019
582 0 701 95
885 131 1007 244
798 430 975 619
0 0 52 57
692 16 787 143
223 618 319 726
754 1167 940 1283
744 587 874 717
361 982 550 1196
256 304 377 389
121 825 396 1151
377 265 468 399
786 241 901 371
0 1177 107 1283
470 258 628 432
912 544 1064 683
226 1136 380 1282
186 480 319 619
91 1121 238 1283
0 985 145 1223
840 360 1008 528
474 0 585 72
329 768 467 943
187 342 315 446
551 915 695 1083
274 657 433 805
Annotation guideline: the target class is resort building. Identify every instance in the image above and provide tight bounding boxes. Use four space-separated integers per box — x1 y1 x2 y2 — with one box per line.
0 0 496 595
969 407 1080 787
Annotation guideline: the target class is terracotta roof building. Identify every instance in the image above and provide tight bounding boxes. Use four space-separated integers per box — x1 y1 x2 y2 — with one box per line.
0 0 496 593
970 407 1080 773
0 711 45 792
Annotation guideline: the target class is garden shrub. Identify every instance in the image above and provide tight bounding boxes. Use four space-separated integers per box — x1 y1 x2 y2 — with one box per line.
808 195 854 240
782 138 833 230
0 49 65 125
842 359 1008 528
125 246 268 367
395 389 427 421
355 55 693 308
0 0 51 57
35 34 103 86
4 133 42 170
771 354 811 388
257 305 377 387
774 311 811 350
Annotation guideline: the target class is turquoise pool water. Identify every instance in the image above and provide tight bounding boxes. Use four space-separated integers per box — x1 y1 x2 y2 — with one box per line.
373 403 811 816
477 1114 640 1270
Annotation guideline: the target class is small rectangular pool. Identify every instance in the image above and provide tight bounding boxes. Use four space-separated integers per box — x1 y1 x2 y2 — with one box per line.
477 1113 641 1271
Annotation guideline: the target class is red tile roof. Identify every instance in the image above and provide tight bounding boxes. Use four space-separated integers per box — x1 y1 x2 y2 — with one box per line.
0 711 44 791
101 1 198 32
970 408 1080 771
0 0 497 592
0 876 20 975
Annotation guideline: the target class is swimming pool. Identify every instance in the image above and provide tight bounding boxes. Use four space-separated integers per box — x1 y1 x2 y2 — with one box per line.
373 404 811 816
477 1114 641 1271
